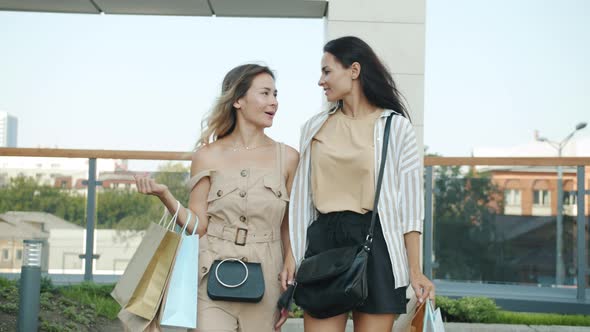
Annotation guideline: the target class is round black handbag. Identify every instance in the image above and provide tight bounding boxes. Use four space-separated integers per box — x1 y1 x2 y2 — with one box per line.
207 258 265 303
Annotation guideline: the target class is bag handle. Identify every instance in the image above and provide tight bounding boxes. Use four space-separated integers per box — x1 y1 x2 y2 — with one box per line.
365 113 394 249
163 200 181 231
191 212 199 236
424 298 434 328
157 206 169 226
180 210 192 234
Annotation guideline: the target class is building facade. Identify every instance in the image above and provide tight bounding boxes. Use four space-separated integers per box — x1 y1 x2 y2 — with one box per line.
0 111 17 147
490 166 590 217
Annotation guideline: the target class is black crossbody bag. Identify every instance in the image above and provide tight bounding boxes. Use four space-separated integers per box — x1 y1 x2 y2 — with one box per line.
289 113 393 318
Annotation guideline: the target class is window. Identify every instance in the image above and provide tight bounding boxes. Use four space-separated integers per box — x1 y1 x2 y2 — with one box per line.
1 248 9 261
504 189 521 206
563 192 577 205
16 249 22 260
533 190 551 206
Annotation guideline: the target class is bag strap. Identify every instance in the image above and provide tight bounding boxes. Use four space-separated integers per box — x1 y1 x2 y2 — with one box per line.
278 142 284 188
366 113 394 249
274 142 281 187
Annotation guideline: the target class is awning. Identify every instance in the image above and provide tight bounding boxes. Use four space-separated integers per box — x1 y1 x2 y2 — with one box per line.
0 0 328 18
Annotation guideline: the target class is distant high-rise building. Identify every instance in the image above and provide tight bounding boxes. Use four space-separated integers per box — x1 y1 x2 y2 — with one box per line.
0 112 17 147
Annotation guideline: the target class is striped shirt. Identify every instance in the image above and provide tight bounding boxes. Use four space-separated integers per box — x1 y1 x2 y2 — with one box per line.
289 108 424 288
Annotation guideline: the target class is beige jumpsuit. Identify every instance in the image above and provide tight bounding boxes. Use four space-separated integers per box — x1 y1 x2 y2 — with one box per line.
187 143 288 332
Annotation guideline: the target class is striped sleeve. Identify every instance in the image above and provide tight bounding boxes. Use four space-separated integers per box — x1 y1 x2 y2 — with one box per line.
398 119 424 234
289 120 312 266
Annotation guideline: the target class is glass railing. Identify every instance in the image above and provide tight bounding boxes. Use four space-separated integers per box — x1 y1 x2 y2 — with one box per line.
94 167 190 275
423 157 589 307
1 149 588 311
430 165 581 287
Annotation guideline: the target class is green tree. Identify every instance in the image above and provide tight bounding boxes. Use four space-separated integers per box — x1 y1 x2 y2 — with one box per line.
96 190 158 229
433 164 504 281
1 161 191 231
0 176 86 226
153 161 190 207
106 161 190 230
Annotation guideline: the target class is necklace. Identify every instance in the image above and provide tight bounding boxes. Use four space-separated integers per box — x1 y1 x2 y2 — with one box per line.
231 141 274 152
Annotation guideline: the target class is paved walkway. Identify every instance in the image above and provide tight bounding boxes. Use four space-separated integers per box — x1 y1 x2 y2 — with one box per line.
137 319 590 332
278 320 590 332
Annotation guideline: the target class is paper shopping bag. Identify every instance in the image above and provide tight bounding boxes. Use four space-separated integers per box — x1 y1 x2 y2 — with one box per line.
111 222 167 306
124 228 181 320
118 307 162 332
410 299 426 332
424 299 445 332
111 205 180 307
160 212 199 328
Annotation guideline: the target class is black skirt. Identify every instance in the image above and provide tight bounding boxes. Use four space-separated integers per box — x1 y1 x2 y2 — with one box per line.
305 211 408 315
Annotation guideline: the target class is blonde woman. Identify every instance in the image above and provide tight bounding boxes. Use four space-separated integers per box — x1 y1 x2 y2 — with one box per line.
135 64 299 332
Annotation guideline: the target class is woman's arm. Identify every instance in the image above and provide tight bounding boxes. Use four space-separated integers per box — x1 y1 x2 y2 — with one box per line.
404 231 434 303
397 118 434 303
275 145 300 330
279 145 300 290
135 148 212 237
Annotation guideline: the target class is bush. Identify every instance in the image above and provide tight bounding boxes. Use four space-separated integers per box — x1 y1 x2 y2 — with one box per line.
40 276 57 294
0 302 18 314
0 277 17 289
437 296 499 322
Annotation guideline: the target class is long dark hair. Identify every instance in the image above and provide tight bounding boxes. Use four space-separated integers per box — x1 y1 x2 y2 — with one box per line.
323 36 410 120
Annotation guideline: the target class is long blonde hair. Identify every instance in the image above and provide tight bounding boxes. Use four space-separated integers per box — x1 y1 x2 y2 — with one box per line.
196 64 275 148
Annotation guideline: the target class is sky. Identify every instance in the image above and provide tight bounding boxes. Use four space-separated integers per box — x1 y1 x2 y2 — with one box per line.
0 0 589 171
425 0 590 155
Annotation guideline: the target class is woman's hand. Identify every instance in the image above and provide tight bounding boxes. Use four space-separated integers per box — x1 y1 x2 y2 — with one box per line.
410 271 435 304
279 253 296 292
274 254 296 330
274 307 289 331
134 175 168 198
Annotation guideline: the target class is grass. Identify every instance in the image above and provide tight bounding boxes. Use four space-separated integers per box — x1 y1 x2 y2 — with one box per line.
490 311 590 326
0 276 120 331
58 282 119 320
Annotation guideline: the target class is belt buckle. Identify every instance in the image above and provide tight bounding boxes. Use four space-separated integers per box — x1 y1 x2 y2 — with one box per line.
234 228 248 246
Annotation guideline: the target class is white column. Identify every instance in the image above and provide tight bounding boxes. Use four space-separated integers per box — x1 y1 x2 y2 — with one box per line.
324 0 425 155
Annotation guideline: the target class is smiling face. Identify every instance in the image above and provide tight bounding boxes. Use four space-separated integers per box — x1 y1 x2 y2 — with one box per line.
318 52 354 103
233 73 278 128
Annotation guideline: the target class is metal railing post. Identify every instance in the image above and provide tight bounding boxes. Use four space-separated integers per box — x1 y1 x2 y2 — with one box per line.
576 166 587 301
424 166 434 279
83 158 100 281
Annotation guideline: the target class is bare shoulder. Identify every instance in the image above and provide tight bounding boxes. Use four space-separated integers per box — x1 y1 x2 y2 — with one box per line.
283 144 300 174
190 141 224 174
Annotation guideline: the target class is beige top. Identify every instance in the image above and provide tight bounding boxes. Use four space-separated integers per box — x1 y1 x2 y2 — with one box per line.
186 143 289 241
290 109 425 288
311 109 381 214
